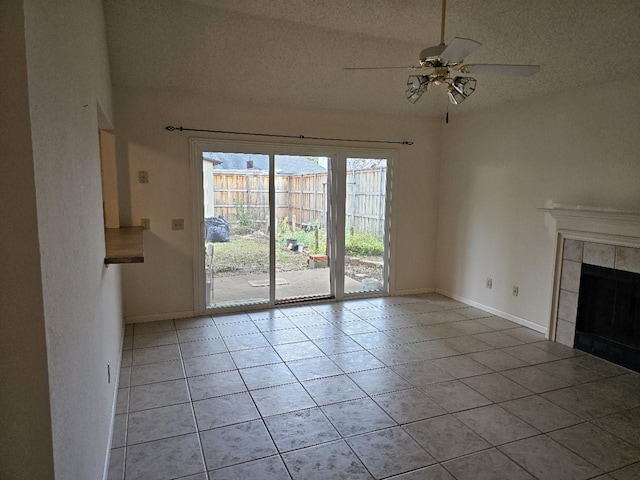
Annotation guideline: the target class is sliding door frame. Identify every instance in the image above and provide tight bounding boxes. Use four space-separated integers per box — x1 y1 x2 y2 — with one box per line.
190 138 395 315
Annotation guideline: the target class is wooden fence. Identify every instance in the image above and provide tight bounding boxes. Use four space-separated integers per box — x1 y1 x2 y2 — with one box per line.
208 167 387 237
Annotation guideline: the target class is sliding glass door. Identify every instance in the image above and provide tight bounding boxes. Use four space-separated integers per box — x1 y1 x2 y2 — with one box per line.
202 151 271 308
344 157 388 295
192 140 392 312
274 155 332 302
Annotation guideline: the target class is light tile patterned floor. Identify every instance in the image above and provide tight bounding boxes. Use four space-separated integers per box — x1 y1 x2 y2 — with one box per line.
108 293 640 480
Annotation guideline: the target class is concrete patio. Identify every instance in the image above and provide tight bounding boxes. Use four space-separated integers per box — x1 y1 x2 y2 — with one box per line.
208 268 371 307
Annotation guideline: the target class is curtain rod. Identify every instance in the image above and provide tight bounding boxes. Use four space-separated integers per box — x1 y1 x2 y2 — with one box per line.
165 125 413 146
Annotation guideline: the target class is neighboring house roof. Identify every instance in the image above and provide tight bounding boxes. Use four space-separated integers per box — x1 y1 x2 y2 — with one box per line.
203 152 326 174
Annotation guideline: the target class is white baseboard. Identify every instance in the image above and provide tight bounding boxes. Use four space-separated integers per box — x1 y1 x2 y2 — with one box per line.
391 287 435 296
435 288 549 336
102 322 125 480
125 310 195 324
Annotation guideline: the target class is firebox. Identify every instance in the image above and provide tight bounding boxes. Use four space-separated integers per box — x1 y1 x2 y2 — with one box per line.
575 263 640 372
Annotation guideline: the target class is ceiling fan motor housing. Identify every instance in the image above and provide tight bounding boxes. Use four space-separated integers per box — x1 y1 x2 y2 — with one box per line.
419 44 448 66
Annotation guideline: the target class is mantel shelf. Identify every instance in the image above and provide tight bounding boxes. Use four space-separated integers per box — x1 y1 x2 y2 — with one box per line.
104 227 144 264
538 206 640 226
538 205 640 249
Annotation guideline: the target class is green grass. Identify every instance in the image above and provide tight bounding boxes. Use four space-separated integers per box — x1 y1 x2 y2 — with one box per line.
209 228 384 277
209 236 308 275
275 226 383 256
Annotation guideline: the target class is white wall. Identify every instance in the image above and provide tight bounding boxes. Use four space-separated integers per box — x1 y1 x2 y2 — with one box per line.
17 1 123 478
436 81 640 331
114 88 441 320
0 1 54 477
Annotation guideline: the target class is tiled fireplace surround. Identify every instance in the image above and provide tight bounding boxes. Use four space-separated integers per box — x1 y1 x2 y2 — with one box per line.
544 206 640 349
555 240 640 346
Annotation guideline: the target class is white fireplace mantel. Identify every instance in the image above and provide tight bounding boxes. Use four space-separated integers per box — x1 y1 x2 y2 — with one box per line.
539 205 640 249
541 204 640 346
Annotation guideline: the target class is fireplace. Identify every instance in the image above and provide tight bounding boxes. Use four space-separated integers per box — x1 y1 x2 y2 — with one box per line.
541 205 640 370
574 263 640 372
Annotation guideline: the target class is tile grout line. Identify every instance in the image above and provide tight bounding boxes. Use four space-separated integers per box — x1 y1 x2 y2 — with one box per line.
116 300 639 479
214 314 296 479
175 317 209 480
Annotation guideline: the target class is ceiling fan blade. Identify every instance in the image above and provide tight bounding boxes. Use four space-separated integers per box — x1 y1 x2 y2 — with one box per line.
440 37 481 64
344 66 433 73
459 64 540 76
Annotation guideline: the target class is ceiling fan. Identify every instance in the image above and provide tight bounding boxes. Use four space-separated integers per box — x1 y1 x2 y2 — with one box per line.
344 0 540 105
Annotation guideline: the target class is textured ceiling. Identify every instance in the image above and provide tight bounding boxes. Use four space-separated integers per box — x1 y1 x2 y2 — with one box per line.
104 0 640 118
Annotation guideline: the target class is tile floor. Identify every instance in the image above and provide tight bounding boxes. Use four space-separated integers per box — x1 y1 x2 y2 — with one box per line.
107 293 640 480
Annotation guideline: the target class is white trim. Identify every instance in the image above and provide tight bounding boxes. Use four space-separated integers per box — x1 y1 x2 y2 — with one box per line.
383 156 394 295
102 320 125 480
268 154 276 303
125 310 195 324
555 230 640 250
189 138 206 314
547 232 564 342
539 206 640 242
189 137 396 312
436 288 549 335
538 206 640 226
332 155 346 301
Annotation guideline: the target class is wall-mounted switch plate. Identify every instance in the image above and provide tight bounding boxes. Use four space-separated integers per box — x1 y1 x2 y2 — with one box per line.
486 278 493 289
172 219 184 231
141 218 150 230
512 285 519 296
138 170 149 183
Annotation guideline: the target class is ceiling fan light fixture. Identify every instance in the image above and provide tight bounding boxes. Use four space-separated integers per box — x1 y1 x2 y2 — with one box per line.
406 88 425 104
447 76 477 104
447 85 465 104
407 75 429 91
453 76 477 96
406 75 430 103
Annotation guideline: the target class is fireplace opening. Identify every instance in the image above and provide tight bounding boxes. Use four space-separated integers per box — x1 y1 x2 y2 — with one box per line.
575 263 640 372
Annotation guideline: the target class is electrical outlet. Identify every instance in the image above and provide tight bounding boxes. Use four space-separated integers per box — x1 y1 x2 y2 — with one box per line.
138 170 149 184
172 218 184 231
141 218 150 230
107 361 111 384
486 277 493 289
512 285 519 297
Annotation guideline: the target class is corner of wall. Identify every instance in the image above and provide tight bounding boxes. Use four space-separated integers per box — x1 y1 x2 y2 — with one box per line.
0 1 55 477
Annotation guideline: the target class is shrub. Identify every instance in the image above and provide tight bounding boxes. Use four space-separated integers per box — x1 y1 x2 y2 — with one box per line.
345 231 384 256
231 202 255 233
